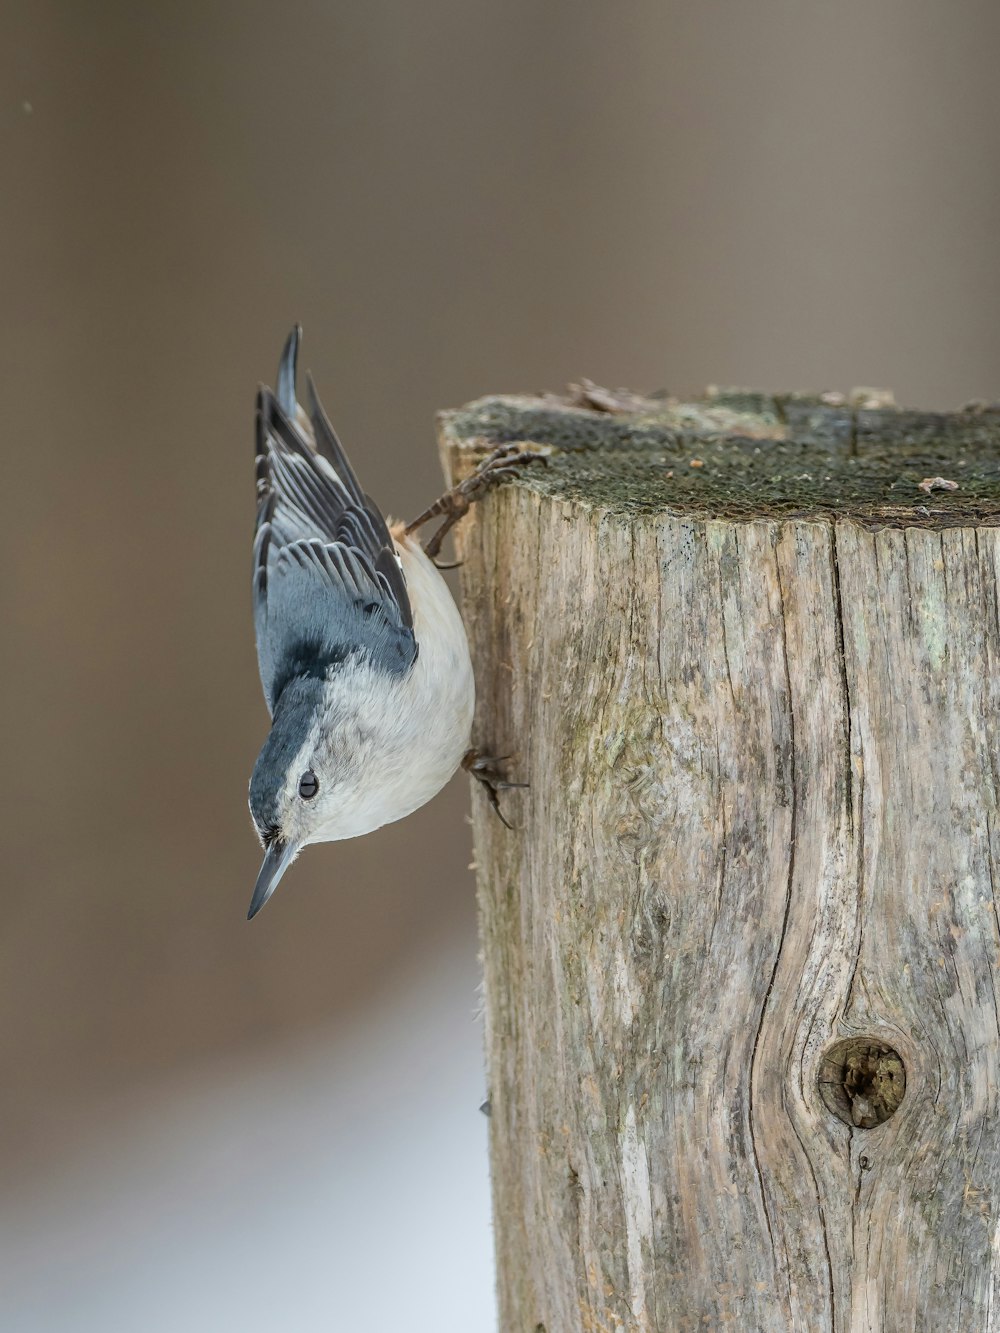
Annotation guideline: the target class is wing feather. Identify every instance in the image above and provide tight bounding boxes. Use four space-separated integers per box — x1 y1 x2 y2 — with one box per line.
252 331 416 715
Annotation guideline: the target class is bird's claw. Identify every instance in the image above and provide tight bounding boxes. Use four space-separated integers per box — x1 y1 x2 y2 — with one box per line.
406 446 548 559
462 748 528 830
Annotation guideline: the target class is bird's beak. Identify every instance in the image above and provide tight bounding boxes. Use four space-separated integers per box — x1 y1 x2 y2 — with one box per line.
247 838 301 921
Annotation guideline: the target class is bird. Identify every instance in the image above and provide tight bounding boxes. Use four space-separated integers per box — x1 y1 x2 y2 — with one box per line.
247 327 539 920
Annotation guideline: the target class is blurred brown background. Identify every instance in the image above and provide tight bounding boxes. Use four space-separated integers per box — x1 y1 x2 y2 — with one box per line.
3 2 1000 1329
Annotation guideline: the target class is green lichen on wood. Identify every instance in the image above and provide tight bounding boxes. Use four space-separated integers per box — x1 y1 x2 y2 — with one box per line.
440 390 1000 528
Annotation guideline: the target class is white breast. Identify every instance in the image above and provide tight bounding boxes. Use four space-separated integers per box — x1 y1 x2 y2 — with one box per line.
306 528 475 843
388 527 476 809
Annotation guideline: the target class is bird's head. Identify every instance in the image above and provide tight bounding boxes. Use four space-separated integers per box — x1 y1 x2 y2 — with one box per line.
247 676 336 919
247 667 397 918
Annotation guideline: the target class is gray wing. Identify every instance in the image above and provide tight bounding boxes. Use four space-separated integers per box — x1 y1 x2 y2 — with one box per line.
253 328 416 715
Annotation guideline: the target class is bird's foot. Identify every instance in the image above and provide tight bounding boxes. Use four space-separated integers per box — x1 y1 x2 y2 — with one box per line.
405 446 547 559
462 748 528 830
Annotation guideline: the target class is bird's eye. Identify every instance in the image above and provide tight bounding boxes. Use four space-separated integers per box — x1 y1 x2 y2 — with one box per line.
298 770 319 800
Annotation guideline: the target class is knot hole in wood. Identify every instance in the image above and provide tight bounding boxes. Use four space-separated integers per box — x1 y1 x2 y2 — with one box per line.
818 1038 907 1129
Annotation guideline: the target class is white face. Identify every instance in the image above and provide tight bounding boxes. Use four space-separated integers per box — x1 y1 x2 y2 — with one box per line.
247 702 383 918
250 712 346 858
267 652 446 849
280 570 476 845
250 606 473 920
273 714 393 846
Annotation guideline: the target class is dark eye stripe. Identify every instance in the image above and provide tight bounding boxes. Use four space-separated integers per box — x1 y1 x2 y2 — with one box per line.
298 770 319 800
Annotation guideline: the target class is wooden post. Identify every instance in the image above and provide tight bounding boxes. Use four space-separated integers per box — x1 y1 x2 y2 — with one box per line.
440 388 1000 1333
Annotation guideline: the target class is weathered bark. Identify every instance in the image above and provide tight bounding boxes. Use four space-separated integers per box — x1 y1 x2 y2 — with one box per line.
440 388 1000 1333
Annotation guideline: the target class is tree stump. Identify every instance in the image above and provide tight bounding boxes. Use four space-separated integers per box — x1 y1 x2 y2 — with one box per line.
440 387 1000 1333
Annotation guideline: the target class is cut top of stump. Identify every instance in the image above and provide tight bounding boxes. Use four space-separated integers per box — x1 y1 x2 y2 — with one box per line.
439 386 1000 529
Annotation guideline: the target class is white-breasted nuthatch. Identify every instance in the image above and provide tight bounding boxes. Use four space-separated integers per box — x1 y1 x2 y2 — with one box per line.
247 328 538 919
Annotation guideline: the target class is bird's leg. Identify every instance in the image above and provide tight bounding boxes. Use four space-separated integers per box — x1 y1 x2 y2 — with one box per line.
462 749 528 830
405 445 547 560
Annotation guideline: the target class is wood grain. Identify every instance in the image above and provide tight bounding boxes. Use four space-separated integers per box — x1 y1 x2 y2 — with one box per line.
441 392 1000 1332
